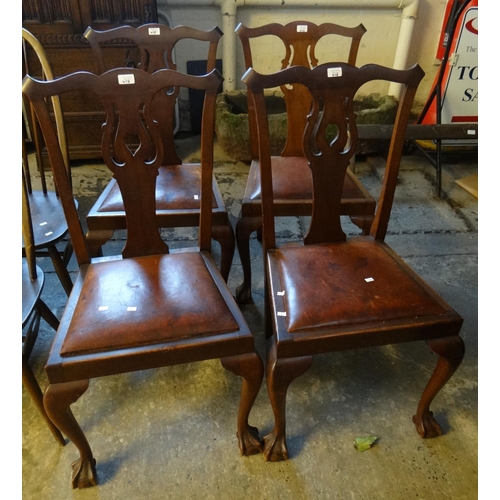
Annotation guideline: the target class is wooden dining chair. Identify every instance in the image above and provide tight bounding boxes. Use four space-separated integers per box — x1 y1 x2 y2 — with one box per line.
234 21 376 303
22 28 74 296
23 67 264 489
83 24 235 281
22 171 65 446
243 62 465 462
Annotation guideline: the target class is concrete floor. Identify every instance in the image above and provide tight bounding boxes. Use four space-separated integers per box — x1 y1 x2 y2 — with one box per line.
22 139 478 499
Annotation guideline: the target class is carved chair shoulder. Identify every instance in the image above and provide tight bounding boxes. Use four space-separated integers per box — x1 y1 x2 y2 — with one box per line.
84 24 223 73
236 21 366 69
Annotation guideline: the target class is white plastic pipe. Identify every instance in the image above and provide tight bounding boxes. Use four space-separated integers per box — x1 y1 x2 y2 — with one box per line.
221 0 238 89
388 1 419 97
163 0 419 96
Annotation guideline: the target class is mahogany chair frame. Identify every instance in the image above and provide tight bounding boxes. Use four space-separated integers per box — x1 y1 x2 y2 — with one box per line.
83 24 235 281
243 62 465 462
23 67 263 489
234 21 376 303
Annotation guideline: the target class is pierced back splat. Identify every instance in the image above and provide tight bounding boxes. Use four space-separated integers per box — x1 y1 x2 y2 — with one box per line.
23 68 223 262
99 72 166 257
236 21 366 160
85 24 223 166
243 62 425 250
304 89 357 244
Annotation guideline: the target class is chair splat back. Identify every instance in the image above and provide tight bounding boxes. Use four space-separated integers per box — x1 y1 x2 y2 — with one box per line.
84 24 222 74
233 22 375 304
236 21 366 158
243 63 425 247
237 21 365 70
81 23 234 281
23 68 223 261
84 24 222 166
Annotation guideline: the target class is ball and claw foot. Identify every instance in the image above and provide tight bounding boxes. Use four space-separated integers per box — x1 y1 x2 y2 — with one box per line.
262 430 289 462
71 457 97 489
412 410 443 439
238 425 263 456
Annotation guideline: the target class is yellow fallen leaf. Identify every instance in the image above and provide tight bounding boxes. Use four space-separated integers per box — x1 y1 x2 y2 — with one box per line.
354 436 377 451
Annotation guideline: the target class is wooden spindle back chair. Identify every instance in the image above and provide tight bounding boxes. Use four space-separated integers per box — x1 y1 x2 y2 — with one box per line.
22 28 74 295
22 167 65 445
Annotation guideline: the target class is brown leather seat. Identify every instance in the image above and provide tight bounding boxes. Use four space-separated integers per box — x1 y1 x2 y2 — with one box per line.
275 241 447 333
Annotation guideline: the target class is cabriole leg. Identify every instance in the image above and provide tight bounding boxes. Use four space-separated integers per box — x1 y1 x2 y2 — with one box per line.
263 343 313 462
44 380 97 488
221 352 264 456
211 220 235 282
85 229 114 258
235 216 262 304
47 245 73 296
349 215 374 235
413 335 465 438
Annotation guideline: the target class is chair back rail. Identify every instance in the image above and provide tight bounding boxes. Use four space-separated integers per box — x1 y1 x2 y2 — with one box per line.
23 68 223 263
84 24 222 74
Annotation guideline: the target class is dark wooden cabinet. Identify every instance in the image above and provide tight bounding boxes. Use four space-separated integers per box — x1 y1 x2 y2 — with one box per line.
23 0 158 162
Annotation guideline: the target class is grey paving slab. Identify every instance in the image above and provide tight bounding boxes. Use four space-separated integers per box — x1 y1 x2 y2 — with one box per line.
22 142 478 500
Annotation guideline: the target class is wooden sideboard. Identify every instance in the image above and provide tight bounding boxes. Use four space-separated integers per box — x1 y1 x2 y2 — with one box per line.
22 0 158 163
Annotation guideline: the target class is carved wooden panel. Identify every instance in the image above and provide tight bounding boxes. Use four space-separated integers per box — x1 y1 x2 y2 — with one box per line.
23 0 157 43
22 0 83 36
22 0 158 163
80 0 158 31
